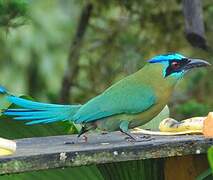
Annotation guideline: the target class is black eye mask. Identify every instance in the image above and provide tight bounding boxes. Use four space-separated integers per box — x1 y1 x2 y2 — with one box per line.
165 58 190 77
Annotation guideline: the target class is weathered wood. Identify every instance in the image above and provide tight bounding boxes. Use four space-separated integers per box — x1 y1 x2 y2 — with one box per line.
0 132 212 175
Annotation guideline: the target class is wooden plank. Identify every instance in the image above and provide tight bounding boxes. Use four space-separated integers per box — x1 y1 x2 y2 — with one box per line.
164 154 209 180
0 132 212 175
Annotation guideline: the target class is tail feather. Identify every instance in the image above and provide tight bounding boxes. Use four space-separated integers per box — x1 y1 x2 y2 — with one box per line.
25 116 68 125
0 86 82 124
7 96 67 109
14 114 57 120
5 109 56 117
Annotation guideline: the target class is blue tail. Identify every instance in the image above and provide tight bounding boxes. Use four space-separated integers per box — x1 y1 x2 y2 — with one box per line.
0 86 81 125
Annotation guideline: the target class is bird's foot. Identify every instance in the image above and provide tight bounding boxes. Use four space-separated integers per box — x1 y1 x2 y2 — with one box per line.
64 141 75 145
125 135 145 142
101 131 108 135
82 134 88 142
64 135 88 145
140 134 153 141
125 134 153 142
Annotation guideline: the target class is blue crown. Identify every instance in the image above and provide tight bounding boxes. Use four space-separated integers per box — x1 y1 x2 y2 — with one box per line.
148 53 186 63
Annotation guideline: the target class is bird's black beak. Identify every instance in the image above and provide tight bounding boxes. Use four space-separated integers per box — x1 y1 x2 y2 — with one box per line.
183 58 211 71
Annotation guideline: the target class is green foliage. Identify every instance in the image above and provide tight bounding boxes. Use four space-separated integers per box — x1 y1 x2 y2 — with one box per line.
176 100 210 118
3 165 103 180
196 168 212 180
208 147 213 172
197 147 213 180
142 105 169 130
98 159 164 180
0 93 11 111
197 146 213 180
0 0 28 28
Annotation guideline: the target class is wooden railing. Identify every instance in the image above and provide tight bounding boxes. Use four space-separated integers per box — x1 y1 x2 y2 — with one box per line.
0 132 212 179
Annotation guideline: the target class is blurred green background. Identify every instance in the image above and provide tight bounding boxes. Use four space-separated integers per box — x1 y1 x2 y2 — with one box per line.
0 0 212 118
0 0 212 179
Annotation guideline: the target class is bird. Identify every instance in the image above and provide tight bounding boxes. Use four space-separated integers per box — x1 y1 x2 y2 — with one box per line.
0 53 210 140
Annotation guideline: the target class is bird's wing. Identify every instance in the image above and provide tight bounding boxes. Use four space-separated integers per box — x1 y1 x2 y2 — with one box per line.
74 78 156 123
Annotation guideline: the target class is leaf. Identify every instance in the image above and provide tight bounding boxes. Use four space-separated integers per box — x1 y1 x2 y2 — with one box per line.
3 166 103 180
98 159 164 180
196 168 212 180
208 146 213 172
0 0 28 28
0 93 11 113
141 105 170 130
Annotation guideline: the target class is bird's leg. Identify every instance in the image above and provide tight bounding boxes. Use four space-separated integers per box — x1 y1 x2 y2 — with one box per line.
119 120 140 141
119 121 152 142
64 126 88 145
76 126 89 143
121 130 138 141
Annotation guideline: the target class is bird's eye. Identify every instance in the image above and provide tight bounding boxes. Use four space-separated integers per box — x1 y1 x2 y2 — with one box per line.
171 61 180 69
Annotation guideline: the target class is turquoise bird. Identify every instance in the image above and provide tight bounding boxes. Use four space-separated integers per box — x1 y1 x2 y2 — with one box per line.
0 53 210 140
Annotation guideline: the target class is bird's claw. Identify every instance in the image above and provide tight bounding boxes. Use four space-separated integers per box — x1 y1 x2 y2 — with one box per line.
64 141 75 145
125 134 153 142
140 135 152 140
101 131 108 135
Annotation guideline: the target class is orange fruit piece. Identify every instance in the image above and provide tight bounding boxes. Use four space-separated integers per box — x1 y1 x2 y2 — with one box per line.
203 112 213 137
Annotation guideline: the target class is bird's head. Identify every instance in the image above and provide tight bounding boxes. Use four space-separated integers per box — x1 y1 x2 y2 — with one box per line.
148 53 211 79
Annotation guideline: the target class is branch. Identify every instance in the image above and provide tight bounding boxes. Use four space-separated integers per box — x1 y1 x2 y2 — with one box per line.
182 0 208 50
60 3 93 103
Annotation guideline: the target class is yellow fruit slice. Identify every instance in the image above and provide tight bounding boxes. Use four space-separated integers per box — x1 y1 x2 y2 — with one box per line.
132 117 207 136
0 138 16 156
159 117 205 132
